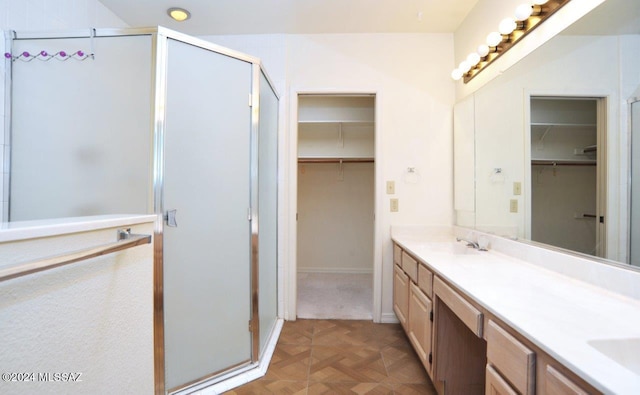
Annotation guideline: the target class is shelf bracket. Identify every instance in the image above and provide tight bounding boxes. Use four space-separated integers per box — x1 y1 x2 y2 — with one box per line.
536 125 553 150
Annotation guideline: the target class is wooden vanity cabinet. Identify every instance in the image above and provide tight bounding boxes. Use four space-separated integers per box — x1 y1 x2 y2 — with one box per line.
393 244 434 378
433 277 486 395
393 263 409 330
408 282 433 373
402 251 418 282
392 241 603 395
393 244 402 266
486 320 535 395
486 365 518 395
544 365 590 395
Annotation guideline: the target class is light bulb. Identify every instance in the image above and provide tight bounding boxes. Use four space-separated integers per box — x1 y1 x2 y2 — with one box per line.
459 60 471 73
167 7 191 21
466 52 481 66
486 31 503 47
477 44 490 57
499 17 517 35
514 4 533 21
451 69 463 81
532 0 549 4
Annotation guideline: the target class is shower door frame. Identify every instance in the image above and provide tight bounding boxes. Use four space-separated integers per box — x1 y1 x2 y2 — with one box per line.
5 26 281 395
151 27 280 395
629 96 640 266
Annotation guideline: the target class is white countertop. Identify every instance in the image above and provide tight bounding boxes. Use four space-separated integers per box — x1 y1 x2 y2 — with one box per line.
392 229 640 395
0 214 157 243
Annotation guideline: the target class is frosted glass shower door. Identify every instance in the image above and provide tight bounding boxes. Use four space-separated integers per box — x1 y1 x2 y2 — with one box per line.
163 39 253 391
10 36 152 221
632 100 640 267
258 72 279 353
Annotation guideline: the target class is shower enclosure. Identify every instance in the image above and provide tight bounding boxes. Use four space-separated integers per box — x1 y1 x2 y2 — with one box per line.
5 27 279 394
631 98 640 267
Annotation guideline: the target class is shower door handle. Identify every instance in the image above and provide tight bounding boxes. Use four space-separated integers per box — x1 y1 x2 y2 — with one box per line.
165 209 178 227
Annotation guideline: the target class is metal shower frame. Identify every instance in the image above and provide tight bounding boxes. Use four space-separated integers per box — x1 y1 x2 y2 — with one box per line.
5 26 280 395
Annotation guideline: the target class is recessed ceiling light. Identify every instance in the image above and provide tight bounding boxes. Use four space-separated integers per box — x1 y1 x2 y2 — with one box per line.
167 7 191 22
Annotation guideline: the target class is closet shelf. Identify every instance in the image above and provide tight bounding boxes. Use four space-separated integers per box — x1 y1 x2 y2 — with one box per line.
298 120 374 126
531 122 596 128
298 157 374 163
531 159 596 166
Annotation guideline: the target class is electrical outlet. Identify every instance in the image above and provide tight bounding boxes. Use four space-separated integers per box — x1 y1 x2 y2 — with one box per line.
390 198 399 212
510 199 518 213
513 182 522 195
386 181 395 194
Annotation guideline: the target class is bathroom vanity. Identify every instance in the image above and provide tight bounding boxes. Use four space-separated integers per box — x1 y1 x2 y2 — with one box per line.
392 227 640 395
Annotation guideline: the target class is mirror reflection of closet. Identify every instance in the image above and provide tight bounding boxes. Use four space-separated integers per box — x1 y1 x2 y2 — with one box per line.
296 94 375 319
530 97 606 257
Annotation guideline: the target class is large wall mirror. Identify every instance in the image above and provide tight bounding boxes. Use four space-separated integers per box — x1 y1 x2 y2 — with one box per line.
454 0 640 269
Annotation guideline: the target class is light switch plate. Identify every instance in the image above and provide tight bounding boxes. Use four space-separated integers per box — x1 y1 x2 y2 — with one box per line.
513 182 522 195
390 198 399 212
386 181 395 194
510 199 518 213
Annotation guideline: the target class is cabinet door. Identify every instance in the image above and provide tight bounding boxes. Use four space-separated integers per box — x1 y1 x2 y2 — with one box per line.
408 282 433 373
545 365 589 395
393 264 409 329
486 365 518 395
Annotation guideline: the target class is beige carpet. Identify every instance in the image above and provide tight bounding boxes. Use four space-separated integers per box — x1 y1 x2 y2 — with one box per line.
297 273 373 320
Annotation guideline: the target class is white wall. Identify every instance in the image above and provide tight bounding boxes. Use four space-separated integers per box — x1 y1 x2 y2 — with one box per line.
203 33 455 322
0 220 155 395
0 0 128 222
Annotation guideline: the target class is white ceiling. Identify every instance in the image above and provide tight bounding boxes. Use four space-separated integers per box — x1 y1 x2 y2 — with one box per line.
98 0 480 35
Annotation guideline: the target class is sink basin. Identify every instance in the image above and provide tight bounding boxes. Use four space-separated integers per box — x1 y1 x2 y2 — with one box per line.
419 242 481 255
587 338 640 375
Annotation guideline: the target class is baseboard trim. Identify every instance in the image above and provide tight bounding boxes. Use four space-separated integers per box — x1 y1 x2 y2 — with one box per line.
297 267 374 274
380 312 399 324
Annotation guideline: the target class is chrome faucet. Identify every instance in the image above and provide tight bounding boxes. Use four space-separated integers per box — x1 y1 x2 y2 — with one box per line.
456 237 480 249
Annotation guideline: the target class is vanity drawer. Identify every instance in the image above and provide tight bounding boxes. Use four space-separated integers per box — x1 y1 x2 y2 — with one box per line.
434 276 483 337
486 364 518 395
545 365 589 395
393 243 402 266
418 264 433 297
487 320 535 395
402 251 418 283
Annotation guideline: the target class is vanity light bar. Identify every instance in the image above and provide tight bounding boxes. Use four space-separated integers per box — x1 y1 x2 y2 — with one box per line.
452 0 571 84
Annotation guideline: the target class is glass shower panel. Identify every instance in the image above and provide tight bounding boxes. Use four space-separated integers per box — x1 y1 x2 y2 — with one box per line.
9 36 152 221
163 39 253 391
258 71 278 353
631 100 640 267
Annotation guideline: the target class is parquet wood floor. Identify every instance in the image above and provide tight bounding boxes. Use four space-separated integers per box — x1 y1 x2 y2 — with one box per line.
226 319 437 394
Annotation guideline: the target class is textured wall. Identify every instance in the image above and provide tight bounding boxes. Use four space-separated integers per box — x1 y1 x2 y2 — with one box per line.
0 221 154 395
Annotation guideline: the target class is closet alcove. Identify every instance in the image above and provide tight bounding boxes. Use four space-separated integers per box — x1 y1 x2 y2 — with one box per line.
296 95 375 319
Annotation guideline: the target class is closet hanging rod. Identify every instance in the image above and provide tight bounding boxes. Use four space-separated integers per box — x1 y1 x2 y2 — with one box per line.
531 160 596 166
298 157 374 164
0 229 151 282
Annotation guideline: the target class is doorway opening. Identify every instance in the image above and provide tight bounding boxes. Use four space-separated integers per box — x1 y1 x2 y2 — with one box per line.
296 94 375 319
529 96 607 257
